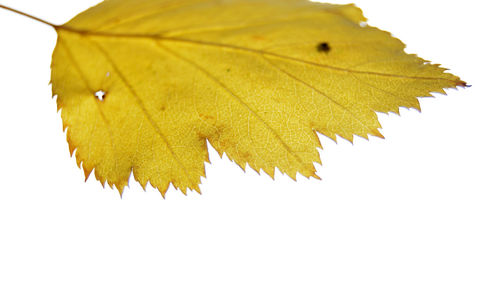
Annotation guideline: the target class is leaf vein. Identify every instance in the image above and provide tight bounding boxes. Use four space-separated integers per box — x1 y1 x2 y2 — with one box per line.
155 41 308 169
58 38 121 179
90 39 192 184
56 27 459 84
261 55 379 136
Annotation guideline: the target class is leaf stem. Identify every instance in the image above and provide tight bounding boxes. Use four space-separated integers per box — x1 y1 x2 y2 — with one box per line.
0 4 58 28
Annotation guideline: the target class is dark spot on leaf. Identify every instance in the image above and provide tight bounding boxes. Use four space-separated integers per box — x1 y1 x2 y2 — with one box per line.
241 152 251 160
316 42 331 53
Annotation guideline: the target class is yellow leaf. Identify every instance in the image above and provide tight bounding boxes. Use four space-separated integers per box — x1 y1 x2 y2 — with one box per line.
45 0 465 195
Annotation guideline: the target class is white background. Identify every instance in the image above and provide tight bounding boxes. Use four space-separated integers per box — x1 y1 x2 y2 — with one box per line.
0 0 498 285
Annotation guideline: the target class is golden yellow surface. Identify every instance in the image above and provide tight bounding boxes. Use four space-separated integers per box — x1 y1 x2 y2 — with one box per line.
50 0 465 195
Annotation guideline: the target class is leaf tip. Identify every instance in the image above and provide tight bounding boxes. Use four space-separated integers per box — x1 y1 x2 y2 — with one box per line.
371 129 385 140
159 189 167 199
83 167 92 182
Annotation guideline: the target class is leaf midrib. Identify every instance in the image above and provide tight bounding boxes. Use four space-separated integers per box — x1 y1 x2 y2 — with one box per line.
56 26 463 85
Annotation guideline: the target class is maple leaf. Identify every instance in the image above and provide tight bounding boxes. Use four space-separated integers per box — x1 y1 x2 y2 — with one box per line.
1 0 465 196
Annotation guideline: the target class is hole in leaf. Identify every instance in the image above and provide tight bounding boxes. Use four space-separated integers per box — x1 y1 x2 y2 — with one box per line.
94 90 106 101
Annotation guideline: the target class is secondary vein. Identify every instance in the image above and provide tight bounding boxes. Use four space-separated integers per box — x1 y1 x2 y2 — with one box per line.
90 39 193 185
155 41 311 174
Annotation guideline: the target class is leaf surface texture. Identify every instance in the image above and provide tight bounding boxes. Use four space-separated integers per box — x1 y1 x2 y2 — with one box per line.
50 0 465 194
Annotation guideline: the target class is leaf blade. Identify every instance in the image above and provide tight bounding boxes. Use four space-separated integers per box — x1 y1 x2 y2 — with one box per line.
51 0 465 194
